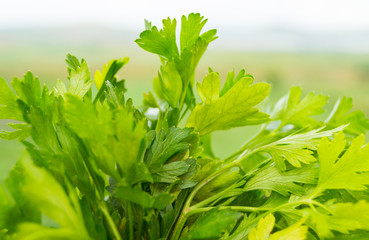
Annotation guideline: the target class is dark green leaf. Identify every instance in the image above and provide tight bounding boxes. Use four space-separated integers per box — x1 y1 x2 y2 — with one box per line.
185 209 242 239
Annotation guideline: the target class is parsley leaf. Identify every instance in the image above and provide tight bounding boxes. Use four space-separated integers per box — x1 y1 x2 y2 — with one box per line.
316 132 369 194
186 72 270 135
259 126 345 171
325 96 369 137
271 86 328 128
249 214 307 240
57 54 93 98
244 165 317 196
184 209 242 239
0 76 23 121
306 201 369 238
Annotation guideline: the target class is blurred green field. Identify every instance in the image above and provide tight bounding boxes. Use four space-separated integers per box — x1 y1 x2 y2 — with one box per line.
1 43 369 181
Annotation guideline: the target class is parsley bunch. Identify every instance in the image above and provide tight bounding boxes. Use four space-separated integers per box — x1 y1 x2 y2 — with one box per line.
1 13 369 240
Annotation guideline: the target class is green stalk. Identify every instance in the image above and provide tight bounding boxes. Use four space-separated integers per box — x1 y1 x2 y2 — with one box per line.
99 202 122 240
178 85 189 112
127 203 134 240
192 184 238 209
170 149 256 240
190 206 268 215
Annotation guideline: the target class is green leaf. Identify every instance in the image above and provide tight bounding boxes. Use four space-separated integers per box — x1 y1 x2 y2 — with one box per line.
3 161 41 227
0 123 30 140
127 162 153 185
271 86 328 128
195 167 241 201
137 13 216 109
145 127 197 167
176 30 216 95
113 108 146 177
143 91 159 108
244 165 317 196
20 155 90 236
196 71 220 104
0 184 25 233
153 192 174 210
93 57 129 104
316 132 369 194
151 161 190 183
65 95 118 179
219 69 250 97
249 214 307 240
66 94 146 179
64 54 93 98
156 61 182 108
94 57 129 91
185 209 242 239
248 214 275 240
114 185 154 208
104 80 127 109
325 96 369 136
10 222 91 240
11 71 41 108
260 126 346 171
179 13 217 56
0 76 23 121
307 200 369 238
136 17 179 60
187 72 270 135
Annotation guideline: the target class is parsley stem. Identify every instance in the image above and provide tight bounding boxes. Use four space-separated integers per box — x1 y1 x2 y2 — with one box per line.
171 149 255 240
190 206 270 214
127 202 134 240
170 170 226 240
99 202 122 240
192 183 237 209
179 78 194 112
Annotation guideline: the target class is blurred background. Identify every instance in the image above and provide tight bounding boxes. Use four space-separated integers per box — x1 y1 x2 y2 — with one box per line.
1 0 369 181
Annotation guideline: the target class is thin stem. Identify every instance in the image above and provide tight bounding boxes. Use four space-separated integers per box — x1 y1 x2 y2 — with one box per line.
135 208 143 240
170 149 256 240
127 203 134 240
218 196 237 206
178 83 190 112
311 200 334 214
192 184 237 209
191 205 270 214
99 202 122 240
170 170 226 240
170 212 189 240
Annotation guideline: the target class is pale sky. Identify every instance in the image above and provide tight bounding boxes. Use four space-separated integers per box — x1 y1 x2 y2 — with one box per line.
1 0 369 32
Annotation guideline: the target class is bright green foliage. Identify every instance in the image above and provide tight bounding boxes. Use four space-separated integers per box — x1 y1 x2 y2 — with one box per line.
186 72 270 135
137 13 217 110
258 126 345 171
0 77 23 121
1 13 369 240
271 86 328 128
94 57 129 91
59 54 93 98
249 214 307 240
316 132 369 194
325 96 369 136
306 200 369 238
244 165 317 196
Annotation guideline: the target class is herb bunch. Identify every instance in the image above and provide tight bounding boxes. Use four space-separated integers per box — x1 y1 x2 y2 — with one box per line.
1 13 369 240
